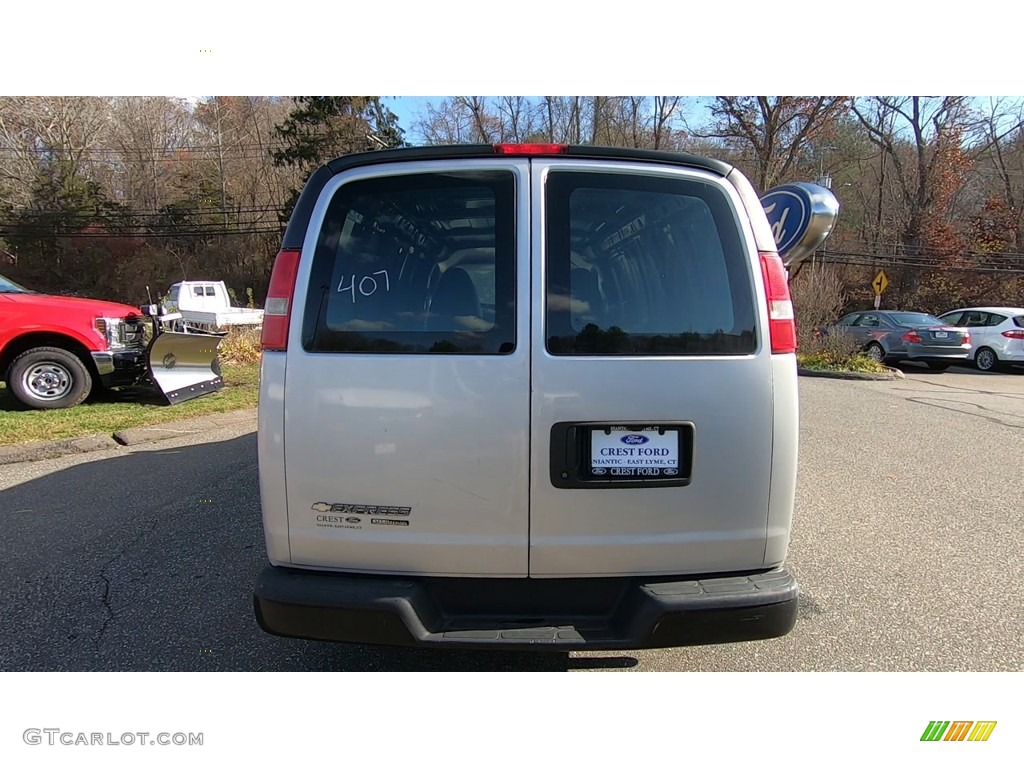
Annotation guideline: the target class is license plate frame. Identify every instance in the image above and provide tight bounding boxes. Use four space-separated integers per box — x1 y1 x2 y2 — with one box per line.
549 421 695 489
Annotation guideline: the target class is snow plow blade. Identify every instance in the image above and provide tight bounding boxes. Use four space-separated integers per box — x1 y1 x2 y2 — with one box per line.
147 331 224 405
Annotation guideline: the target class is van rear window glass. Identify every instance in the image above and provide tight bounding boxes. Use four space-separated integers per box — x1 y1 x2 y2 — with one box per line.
545 171 756 355
301 171 516 354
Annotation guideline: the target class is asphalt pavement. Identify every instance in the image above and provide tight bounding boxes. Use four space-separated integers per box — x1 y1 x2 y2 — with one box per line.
0 364 1021 671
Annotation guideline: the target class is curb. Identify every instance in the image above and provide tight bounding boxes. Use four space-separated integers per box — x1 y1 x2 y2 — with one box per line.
0 435 120 466
0 408 258 466
798 366 905 381
113 409 258 446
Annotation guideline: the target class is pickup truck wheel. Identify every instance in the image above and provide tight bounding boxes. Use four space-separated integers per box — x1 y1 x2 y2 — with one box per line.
7 347 93 410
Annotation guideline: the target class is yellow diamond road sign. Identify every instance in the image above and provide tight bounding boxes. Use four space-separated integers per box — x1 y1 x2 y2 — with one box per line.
872 270 889 296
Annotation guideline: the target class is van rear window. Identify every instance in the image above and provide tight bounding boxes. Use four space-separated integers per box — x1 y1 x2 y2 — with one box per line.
545 171 756 355
301 171 516 354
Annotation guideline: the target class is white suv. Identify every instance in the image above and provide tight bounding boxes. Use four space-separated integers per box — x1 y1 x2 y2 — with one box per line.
253 143 832 651
937 306 1024 371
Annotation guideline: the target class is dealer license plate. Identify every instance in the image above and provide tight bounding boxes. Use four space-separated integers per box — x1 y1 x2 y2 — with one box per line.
590 426 680 478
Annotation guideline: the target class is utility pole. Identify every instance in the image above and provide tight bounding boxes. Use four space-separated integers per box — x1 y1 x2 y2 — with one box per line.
817 144 837 189
214 98 228 228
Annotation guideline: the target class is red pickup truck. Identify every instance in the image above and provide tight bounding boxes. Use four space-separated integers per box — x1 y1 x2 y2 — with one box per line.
0 273 152 409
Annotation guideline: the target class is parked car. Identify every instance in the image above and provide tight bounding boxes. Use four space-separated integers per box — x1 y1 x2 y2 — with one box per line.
936 306 1024 371
0 272 224 409
252 143 839 652
828 310 971 369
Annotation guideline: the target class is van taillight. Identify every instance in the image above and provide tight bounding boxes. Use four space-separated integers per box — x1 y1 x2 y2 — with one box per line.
261 248 301 351
492 143 567 155
758 252 797 354
1002 329 1024 339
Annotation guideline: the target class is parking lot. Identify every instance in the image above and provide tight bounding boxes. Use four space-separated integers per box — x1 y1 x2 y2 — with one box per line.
0 365 1021 672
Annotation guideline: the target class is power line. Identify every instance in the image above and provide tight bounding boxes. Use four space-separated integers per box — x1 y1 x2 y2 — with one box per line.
0 142 294 155
827 237 1024 261
818 251 1024 274
0 226 282 239
0 205 283 218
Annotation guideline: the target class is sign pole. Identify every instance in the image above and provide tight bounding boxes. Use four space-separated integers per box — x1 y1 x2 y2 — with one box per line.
871 270 888 310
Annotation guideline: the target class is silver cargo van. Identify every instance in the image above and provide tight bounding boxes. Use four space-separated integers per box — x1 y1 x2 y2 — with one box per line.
253 143 833 651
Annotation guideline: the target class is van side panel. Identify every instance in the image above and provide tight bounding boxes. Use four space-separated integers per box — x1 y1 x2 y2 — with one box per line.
727 168 800 567
257 351 291 565
765 355 799 566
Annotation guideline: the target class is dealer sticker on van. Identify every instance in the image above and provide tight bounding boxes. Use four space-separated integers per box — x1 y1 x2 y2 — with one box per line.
591 427 679 477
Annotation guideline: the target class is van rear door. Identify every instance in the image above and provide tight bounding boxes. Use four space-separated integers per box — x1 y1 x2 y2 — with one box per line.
528 160 774 577
281 159 531 576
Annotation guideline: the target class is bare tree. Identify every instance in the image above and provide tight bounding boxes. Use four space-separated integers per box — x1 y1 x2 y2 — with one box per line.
105 96 195 211
0 99 43 210
970 97 1024 251
415 97 484 144
0 96 112 206
850 96 975 255
694 96 850 190
495 96 542 143
652 96 683 149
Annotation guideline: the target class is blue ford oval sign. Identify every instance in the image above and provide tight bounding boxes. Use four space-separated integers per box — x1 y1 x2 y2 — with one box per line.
760 182 840 267
761 185 811 255
621 434 649 445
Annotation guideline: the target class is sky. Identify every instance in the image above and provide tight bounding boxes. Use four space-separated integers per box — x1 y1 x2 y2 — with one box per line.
378 97 1023 149
383 97 431 143
383 97 717 145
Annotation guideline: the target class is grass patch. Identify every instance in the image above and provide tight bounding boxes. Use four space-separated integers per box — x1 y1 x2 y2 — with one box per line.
797 352 890 374
0 363 259 446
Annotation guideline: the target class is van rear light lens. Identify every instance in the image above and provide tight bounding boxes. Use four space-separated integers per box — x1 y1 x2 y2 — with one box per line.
902 330 921 344
1002 329 1024 339
758 251 796 354
493 143 567 155
261 248 301 351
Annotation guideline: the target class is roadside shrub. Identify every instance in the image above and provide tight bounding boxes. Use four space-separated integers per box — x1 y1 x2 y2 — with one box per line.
796 326 886 373
797 350 887 373
789 264 888 371
791 264 846 348
217 326 263 366
807 326 864 361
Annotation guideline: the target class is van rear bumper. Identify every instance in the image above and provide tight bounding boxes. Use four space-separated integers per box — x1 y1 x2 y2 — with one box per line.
253 566 798 651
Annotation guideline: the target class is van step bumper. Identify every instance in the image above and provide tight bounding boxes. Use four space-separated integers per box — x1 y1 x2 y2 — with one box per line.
253 566 798 651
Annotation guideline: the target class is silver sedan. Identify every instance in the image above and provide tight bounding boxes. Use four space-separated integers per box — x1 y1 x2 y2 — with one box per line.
828 310 972 369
